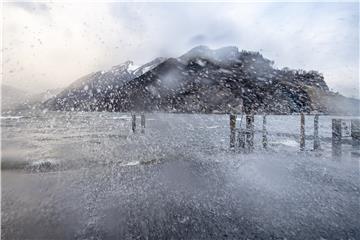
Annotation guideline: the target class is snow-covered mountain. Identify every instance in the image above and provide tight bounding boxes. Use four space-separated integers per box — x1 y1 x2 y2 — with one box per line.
44 57 166 111
45 46 359 115
100 46 332 114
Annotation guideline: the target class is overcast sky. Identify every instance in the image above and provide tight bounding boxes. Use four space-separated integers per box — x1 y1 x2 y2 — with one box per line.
3 1 359 98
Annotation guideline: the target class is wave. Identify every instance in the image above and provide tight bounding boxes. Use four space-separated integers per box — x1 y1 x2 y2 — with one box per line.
2 159 59 172
27 159 60 172
0 116 24 119
1 160 28 170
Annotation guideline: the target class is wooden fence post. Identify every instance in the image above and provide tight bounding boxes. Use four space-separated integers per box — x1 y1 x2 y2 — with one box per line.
246 114 254 152
262 115 268 149
229 114 236 149
332 119 342 157
313 114 320 150
237 128 245 151
141 114 145 134
351 119 360 151
131 114 136 133
300 113 305 151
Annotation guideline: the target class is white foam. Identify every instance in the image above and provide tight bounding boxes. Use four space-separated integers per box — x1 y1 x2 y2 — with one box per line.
112 116 131 120
122 161 140 166
207 125 219 129
273 139 299 147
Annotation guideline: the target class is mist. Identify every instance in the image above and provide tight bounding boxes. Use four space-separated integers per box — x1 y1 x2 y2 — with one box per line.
3 2 359 98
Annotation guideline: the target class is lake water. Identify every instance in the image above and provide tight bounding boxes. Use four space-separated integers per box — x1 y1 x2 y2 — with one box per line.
1 111 359 239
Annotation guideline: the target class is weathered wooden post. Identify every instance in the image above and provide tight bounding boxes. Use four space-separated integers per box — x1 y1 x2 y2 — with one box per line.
262 115 268 149
237 128 245 151
313 114 320 150
229 114 237 149
140 114 145 134
300 113 305 151
351 119 360 151
131 114 136 133
332 119 342 157
246 114 254 152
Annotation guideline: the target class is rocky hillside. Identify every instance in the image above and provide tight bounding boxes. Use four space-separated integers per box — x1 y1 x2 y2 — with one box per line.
45 46 358 115
44 58 165 111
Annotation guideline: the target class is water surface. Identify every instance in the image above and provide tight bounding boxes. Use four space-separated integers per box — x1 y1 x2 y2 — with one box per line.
2 111 359 239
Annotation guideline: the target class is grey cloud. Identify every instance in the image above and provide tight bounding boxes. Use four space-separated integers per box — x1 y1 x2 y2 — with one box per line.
3 2 359 98
189 34 207 45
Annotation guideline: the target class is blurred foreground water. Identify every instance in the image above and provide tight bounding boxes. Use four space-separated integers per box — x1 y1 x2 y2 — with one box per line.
1 111 359 239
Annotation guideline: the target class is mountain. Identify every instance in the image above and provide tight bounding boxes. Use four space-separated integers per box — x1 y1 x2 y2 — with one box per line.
25 88 63 109
99 46 330 114
179 45 240 64
315 92 359 115
45 46 359 115
44 58 166 111
1 84 28 111
1 84 62 112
